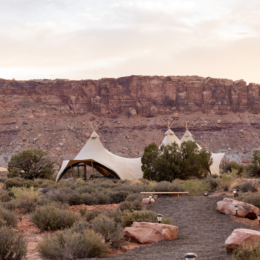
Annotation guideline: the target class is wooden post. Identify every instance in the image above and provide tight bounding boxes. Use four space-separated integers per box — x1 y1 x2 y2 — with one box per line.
77 166 80 179
91 159 95 180
84 163 86 180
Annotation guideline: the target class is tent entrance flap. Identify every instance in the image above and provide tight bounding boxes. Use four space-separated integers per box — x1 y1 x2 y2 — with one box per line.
59 160 120 181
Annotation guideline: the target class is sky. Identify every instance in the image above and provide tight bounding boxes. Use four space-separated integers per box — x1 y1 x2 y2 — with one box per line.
0 0 260 83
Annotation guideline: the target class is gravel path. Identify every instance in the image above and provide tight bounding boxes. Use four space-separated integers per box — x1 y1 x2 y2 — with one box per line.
104 195 250 260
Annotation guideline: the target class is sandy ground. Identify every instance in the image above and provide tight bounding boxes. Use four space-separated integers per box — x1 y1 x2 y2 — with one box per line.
96 195 252 260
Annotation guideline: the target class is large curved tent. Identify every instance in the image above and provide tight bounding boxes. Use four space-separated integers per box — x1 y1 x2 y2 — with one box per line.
56 131 143 182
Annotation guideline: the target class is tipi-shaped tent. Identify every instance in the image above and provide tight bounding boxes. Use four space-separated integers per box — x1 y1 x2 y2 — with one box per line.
56 131 143 182
180 122 225 175
161 129 182 147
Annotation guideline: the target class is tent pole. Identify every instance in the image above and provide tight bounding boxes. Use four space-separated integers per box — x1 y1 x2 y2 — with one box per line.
91 159 94 180
84 163 86 181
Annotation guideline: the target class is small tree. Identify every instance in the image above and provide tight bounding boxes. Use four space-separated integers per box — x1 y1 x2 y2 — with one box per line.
8 150 55 180
246 150 260 177
141 141 212 182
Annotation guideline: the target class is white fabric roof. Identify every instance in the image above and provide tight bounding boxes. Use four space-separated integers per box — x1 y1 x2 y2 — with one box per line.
181 130 202 149
161 129 182 147
180 130 225 175
56 131 143 182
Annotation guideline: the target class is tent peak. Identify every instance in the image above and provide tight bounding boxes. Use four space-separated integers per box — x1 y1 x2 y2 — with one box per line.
91 131 99 139
184 129 192 137
164 129 175 136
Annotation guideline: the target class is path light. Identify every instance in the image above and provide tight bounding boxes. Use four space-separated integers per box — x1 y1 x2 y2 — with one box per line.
233 189 237 198
184 253 197 259
204 191 208 196
154 195 158 199
234 205 238 216
257 214 260 225
157 214 163 223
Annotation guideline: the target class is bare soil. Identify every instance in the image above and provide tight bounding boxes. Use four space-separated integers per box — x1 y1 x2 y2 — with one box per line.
98 195 252 260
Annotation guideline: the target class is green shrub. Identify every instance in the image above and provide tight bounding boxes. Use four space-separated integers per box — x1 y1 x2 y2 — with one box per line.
0 189 11 202
0 178 7 183
92 191 110 204
1 201 17 211
70 220 90 233
0 207 17 227
223 162 244 176
217 173 233 191
38 229 108 259
153 181 183 192
83 210 102 222
81 193 98 205
4 178 24 189
68 193 83 205
180 180 210 196
0 226 27 260
237 194 260 208
233 181 257 193
32 205 78 231
205 176 218 190
91 215 124 248
119 200 142 211
232 241 260 260
125 193 142 202
45 189 69 204
109 191 129 204
12 187 40 213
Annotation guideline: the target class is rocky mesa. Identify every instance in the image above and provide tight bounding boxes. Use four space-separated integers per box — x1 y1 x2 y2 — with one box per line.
1 75 260 168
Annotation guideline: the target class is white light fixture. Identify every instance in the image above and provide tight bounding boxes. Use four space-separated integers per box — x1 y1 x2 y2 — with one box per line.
184 253 197 259
204 191 208 196
234 205 238 216
149 194 153 199
233 189 237 197
157 214 163 223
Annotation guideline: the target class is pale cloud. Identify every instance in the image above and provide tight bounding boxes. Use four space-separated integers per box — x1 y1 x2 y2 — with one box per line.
0 0 260 83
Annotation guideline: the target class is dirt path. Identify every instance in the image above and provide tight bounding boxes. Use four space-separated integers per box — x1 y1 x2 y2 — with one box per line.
100 195 251 260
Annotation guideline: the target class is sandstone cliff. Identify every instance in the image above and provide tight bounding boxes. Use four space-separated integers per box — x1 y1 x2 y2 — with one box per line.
1 75 260 167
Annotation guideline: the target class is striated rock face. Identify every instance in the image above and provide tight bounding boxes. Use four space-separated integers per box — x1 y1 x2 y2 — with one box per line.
1 75 260 169
1 76 260 119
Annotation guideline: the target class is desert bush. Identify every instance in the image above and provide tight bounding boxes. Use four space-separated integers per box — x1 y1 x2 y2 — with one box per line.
82 210 102 222
232 241 260 260
12 187 41 213
179 180 210 196
0 206 17 227
0 177 6 183
153 181 183 192
45 189 69 204
1 201 17 211
205 176 218 190
109 191 129 204
232 181 257 193
92 191 110 204
32 205 78 230
125 193 142 202
237 193 260 208
0 226 27 260
119 200 142 211
217 173 234 191
91 215 124 248
4 178 24 189
0 189 11 202
71 220 90 233
38 229 108 259
68 193 83 205
8 149 55 180
81 193 98 205
223 162 244 176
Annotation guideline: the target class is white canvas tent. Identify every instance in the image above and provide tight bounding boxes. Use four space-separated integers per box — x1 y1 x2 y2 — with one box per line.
56 131 143 182
180 129 225 175
161 129 182 147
